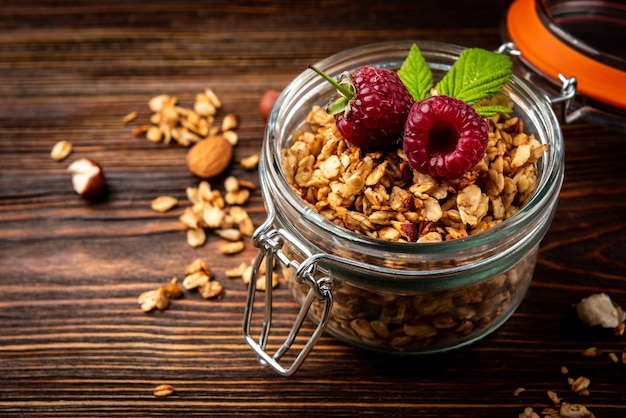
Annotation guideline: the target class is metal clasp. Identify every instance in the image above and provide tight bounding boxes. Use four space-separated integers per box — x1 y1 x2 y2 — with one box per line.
497 42 578 123
243 177 333 376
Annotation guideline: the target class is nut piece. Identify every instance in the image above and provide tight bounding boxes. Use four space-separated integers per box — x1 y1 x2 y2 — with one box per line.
51 140 73 161
122 111 138 124
559 403 593 418
576 293 625 329
67 158 106 199
153 384 175 398
186 135 233 179
518 407 540 418
241 153 260 170
198 280 224 299
151 196 178 213
259 89 281 122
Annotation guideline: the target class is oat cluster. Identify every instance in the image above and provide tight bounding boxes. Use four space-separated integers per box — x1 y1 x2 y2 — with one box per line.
282 101 547 242
129 89 239 148
176 179 255 250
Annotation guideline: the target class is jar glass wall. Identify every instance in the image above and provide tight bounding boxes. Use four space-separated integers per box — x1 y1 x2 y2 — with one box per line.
247 41 564 372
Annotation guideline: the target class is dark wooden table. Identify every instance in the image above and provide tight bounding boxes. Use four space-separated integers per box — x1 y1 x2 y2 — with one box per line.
1 1 625 417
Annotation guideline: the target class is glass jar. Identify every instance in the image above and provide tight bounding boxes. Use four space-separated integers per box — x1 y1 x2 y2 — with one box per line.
244 40 565 376
504 0 626 131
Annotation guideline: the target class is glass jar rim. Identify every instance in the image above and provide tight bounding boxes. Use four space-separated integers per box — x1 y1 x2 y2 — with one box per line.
263 40 564 264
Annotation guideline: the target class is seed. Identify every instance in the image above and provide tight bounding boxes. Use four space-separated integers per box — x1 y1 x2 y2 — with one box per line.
50 140 73 161
608 352 619 363
153 384 175 397
513 387 526 396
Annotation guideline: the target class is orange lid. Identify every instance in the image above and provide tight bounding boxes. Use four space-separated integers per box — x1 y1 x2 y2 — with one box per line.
507 0 626 109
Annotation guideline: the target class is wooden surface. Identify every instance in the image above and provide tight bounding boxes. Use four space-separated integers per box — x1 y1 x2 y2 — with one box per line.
1 1 625 417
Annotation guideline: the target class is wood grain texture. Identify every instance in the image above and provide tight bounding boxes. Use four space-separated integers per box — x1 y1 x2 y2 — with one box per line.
1 1 625 417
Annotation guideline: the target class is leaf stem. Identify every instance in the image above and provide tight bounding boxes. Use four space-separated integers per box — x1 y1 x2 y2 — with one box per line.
308 65 353 98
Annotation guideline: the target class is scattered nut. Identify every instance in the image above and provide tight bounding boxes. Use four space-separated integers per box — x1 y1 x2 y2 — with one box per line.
214 228 242 241
182 271 211 290
184 258 211 276
138 287 169 312
560 403 593 418
67 158 106 199
198 280 224 299
161 277 183 298
570 376 590 393
581 347 599 357
225 262 248 278
518 407 540 418
146 126 163 143
122 111 138 124
218 240 245 255
151 196 178 213
255 272 279 291
51 140 73 161
153 384 175 398
547 390 561 405
241 153 260 170
576 293 625 329
259 89 281 122
221 113 238 131
222 130 238 146
186 135 233 179
187 228 206 248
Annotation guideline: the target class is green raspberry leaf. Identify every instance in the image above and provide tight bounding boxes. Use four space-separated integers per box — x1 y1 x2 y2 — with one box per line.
398 44 433 101
435 48 512 104
474 105 514 118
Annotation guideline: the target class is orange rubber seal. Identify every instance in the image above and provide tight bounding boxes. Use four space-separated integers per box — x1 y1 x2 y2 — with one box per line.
507 0 626 109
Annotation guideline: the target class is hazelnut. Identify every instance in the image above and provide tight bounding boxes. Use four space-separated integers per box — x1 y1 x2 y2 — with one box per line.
259 89 281 122
186 135 233 179
67 158 107 199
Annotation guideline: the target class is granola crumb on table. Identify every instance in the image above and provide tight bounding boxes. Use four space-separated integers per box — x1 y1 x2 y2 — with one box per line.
282 101 547 242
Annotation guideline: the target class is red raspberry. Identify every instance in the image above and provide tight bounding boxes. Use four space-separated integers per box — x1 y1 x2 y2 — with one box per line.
310 65 414 150
403 95 489 180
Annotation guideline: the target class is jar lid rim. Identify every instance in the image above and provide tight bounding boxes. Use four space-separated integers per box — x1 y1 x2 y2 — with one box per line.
507 0 626 110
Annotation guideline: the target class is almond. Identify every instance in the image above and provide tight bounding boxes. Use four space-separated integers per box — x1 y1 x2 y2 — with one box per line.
186 135 233 179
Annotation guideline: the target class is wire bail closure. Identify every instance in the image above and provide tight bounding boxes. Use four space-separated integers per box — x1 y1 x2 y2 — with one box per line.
243 176 334 376
498 42 578 123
